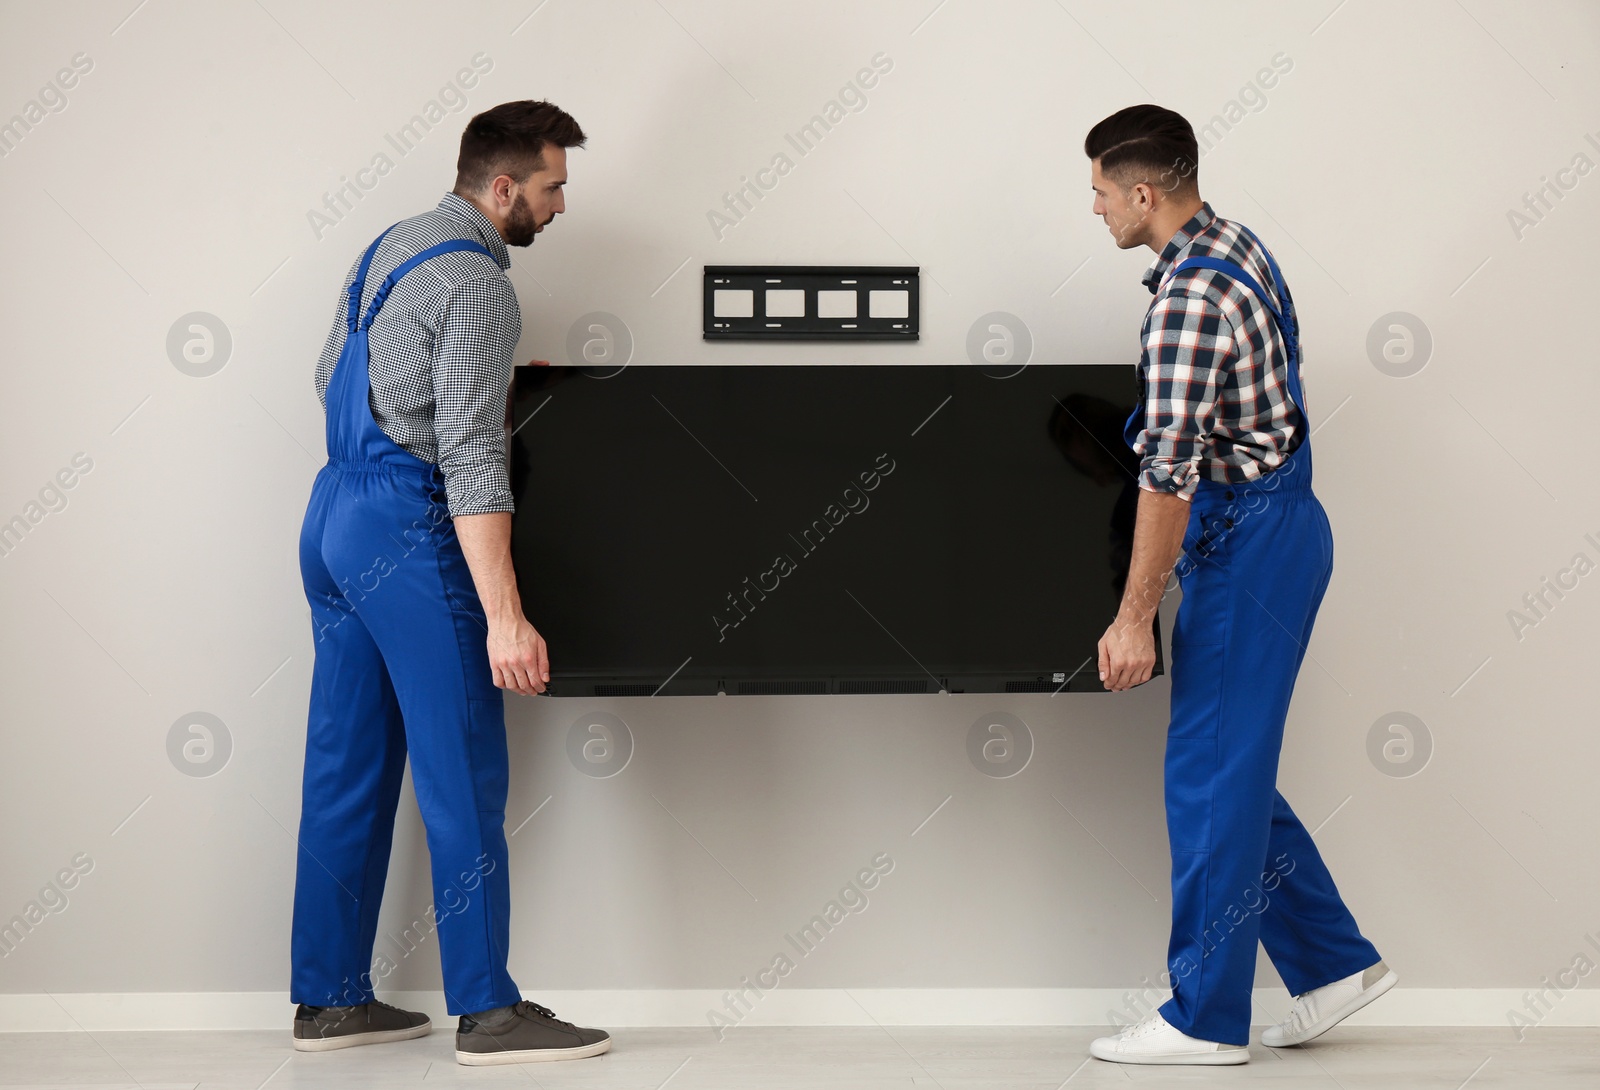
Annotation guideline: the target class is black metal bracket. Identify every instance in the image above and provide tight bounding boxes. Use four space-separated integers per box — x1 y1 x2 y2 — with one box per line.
703 265 919 340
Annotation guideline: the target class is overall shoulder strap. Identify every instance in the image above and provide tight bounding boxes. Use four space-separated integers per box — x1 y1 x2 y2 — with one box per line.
359 240 498 331
1232 223 1295 317
1170 250 1307 425
1171 255 1284 330
348 224 401 333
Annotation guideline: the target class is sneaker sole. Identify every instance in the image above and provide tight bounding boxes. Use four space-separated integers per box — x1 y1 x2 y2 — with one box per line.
1264 968 1398 1047
293 1022 431 1052
456 1037 612 1065
1089 1039 1248 1065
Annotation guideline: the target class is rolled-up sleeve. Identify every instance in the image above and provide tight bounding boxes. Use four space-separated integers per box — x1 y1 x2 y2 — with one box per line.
429 275 521 516
1134 289 1235 501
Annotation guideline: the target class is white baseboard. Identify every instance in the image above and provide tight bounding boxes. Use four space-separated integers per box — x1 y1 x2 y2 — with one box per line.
2 988 1594 1034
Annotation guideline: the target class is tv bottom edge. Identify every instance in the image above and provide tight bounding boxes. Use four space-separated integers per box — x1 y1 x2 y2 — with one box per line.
540 666 1160 698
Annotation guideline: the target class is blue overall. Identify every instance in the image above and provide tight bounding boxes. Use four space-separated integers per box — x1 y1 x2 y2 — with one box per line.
1123 230 1380 1045
291 226 522 1017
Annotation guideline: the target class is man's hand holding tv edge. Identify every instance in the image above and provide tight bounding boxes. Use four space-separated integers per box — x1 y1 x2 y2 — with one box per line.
454 511 549 697
1098 503 1187 693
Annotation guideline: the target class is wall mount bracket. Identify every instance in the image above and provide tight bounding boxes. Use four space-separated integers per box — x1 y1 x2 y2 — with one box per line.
703 265 919 341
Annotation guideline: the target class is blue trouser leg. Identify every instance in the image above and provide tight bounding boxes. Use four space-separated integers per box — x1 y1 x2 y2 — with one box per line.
1257 791 1380 998
291 471 410 1007
1157 484 1379 1045
292 466 521 1017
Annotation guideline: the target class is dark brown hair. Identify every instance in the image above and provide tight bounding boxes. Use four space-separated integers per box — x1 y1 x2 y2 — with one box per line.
1084 104 1198 194
454 100 587 193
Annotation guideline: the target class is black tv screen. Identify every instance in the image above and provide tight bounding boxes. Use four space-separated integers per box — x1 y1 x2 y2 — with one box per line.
508 364 1160 695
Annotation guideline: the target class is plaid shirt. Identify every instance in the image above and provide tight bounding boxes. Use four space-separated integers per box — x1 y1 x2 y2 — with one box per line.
314 193 521 516
1132 201 1305 500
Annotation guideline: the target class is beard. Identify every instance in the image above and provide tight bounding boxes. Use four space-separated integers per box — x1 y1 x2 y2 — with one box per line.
504 189 539 246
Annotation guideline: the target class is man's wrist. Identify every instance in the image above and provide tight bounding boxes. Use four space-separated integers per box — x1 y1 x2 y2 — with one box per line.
1115 604 1156 630
483 594 524 627
1117 566 1174 627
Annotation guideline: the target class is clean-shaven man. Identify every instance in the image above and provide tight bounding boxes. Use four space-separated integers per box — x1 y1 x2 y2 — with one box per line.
291 100 611 1067
1084 104 1395 1065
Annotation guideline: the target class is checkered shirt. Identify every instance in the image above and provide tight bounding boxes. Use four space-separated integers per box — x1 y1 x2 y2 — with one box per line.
314 192 521 515
1133 200 1307 500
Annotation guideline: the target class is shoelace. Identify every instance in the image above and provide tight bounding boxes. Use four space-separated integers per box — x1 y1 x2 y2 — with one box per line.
1120 1014 1162 1039
1279 995 1316 1033
517 1000 576 1028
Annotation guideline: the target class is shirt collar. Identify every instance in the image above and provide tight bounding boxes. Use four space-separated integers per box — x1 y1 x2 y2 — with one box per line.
1141 200 1216 294
437 192 511 270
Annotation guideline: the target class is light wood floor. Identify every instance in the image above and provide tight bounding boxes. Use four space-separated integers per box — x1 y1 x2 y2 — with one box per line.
0 1026 1594 1088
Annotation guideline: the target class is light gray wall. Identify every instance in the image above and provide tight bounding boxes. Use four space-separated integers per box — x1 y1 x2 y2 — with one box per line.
1 0 1596 1012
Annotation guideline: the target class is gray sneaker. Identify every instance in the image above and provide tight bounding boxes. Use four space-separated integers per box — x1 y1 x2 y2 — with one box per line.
455 1000 612 1065
292 1000 431 1052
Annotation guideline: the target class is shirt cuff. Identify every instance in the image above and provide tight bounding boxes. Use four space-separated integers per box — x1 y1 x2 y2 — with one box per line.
1138 461 1199 501
446 488 516 517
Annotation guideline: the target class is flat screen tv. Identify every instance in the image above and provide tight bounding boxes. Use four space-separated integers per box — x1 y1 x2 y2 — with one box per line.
508 364 1160 696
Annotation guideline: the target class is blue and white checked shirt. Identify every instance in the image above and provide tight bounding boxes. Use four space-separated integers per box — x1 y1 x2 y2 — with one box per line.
1133 201 1306 500
315 193 521 516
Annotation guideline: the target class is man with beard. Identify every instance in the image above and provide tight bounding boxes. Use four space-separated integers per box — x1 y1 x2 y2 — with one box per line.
291 100 612 1066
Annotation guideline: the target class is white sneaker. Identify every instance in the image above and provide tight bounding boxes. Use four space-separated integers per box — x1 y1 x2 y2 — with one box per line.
1089 1010 1249 1065
1262 961 1397 1047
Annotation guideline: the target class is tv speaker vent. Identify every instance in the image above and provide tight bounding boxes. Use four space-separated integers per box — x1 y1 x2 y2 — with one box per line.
837 679 930 694
737 680 829 695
